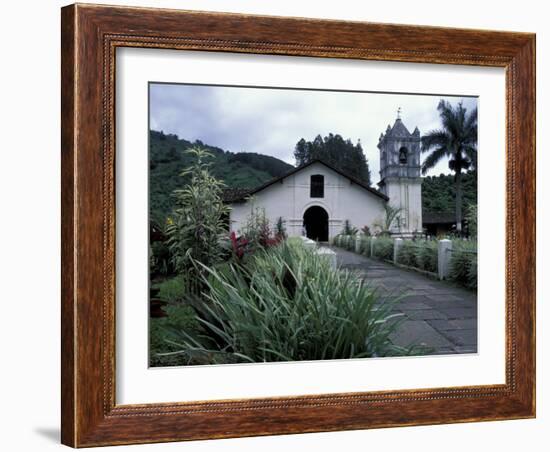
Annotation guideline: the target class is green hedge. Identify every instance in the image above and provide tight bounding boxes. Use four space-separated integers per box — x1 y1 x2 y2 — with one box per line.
448 240 477 290
372 237 394 260
416 242 438 273
333 234 357 251
396 241 438 273
358 236 372 257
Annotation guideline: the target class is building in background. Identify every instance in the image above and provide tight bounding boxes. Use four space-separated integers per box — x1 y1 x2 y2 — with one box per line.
227 115 425 241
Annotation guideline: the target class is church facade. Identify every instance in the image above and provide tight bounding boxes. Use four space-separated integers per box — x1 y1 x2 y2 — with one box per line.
227 117 423 241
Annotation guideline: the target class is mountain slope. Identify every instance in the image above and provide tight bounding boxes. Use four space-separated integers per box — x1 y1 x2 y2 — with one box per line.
149 130 294 219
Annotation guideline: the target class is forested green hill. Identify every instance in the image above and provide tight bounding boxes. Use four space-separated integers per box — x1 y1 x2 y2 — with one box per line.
421 171 478 214
150 130 294 219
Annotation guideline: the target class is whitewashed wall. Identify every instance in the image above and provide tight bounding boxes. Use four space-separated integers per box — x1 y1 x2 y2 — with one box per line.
384 179 423 233
229 162 387 239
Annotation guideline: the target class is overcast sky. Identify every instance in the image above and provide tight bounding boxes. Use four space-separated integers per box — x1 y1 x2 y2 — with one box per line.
149 83 477 184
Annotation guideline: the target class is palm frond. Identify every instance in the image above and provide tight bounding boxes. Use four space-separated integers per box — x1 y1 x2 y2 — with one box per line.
421 130 449 152
421 146 447 174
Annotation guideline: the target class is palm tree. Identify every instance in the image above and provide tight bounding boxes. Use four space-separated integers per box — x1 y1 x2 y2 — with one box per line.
421 100 477 233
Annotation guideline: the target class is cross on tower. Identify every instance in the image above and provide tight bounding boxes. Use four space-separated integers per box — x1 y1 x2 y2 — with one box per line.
397 106 402 119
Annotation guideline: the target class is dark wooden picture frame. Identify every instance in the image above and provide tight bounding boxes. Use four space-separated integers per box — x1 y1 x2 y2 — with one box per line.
61 3 536 447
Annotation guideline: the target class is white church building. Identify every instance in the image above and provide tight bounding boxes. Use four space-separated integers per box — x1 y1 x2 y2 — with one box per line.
227 116 423 241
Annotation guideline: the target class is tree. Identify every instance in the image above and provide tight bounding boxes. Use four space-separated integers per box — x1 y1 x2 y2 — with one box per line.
421 100 477 232
166 147 230 293
294 133 371 185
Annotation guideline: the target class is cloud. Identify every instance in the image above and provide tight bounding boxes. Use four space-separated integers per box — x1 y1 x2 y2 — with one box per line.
150 83 477 183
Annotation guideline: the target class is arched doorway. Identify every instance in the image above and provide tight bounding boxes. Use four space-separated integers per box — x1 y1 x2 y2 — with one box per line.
303 206 329 242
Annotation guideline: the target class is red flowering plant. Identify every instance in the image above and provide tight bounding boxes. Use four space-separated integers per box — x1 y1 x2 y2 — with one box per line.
230 231 250 260
230 207 283 262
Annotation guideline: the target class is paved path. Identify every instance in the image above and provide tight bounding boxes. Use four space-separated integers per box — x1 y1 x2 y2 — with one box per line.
330 246 478 355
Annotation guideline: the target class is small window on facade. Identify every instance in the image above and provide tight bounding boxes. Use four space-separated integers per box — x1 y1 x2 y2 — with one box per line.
310 174 324 198
399 147 408 164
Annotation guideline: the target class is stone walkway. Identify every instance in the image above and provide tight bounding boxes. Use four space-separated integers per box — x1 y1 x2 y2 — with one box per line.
330 246 478 355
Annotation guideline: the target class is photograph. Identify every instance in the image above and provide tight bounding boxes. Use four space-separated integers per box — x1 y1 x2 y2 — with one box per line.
148 83 479 367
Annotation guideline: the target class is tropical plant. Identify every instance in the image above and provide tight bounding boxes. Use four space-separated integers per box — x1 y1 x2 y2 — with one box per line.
421 100 478 232
163 241 416 364
448 240 477 289
166 147 230 293
242 207 281 250
361 225 372 236
374 204 403 235
342 219 358 236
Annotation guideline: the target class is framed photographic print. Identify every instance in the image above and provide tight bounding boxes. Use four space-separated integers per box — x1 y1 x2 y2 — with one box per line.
61 3 536 447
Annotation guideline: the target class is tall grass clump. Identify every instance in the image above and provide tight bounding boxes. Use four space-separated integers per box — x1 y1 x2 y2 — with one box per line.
396 241 417 267
448 240 477 290
396 240 438 273
358 235 372 257
164 241 411 364
372 237 394 261
415 241 438 273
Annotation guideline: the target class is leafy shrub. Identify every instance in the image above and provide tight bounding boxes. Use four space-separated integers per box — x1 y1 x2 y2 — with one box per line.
165 241 412 364
358 236 371 256
150 303 199 367
156 276 186 303
396 240 438 273
467 257 478 290
415 241 438 273
372 237 394 261
465 204 478 238
166 148 230 293
231 207 282 261
242 207 272 249
397 241 416 267
150 241 173 276
448 240 477 289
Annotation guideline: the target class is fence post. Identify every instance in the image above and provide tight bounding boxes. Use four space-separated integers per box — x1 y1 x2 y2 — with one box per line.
393 238 403 264
370 236 376 257
355 234 362 253
438 239 453 280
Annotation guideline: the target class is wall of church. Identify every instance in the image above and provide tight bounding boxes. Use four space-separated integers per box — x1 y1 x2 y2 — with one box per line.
229 162 386 240
385 179 423 234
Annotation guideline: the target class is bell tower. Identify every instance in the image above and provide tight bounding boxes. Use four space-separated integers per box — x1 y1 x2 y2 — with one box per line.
377 110 422 235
